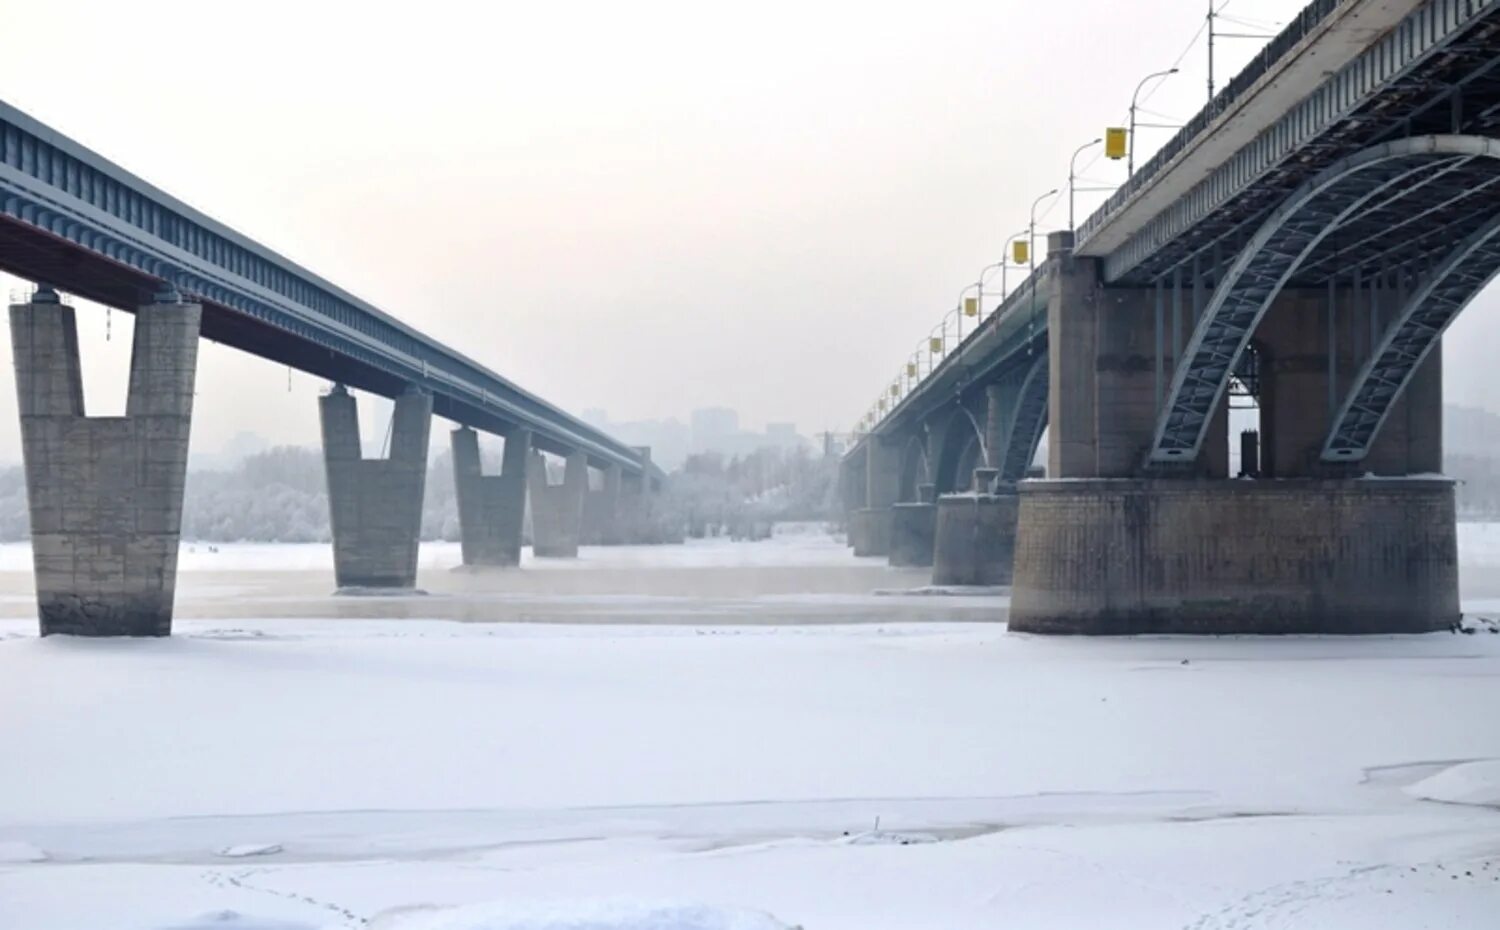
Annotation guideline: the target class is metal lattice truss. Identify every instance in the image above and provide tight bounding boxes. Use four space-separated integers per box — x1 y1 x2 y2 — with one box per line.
998 351 1049 485
1150 135 1500 464
1324 211 1500 461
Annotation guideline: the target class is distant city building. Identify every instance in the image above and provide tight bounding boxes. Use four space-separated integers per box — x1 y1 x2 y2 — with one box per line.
690 407 740 453
585 407 813 470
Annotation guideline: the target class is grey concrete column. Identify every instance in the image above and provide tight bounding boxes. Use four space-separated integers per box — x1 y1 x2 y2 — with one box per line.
984 383 1010 469
1045 230 1099 478
451 425 530 567
529 449 588 558
1010 477 1457 634
614 446 668 544
583 462 622 545
13 295 200 636
322 385 432 588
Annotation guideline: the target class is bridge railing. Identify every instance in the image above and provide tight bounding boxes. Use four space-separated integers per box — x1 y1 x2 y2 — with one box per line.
850 264 1047 440
0 99 649 474
1075 0 1341 248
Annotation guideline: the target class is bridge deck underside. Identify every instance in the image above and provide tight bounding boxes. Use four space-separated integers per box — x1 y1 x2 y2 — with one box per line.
1117 10 1500 288
0 213 590 461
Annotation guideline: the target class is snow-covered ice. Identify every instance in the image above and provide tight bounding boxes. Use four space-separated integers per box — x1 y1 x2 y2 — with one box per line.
1 524 1499 928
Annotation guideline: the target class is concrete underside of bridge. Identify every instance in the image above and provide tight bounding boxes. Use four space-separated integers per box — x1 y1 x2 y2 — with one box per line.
322 386 432 588
1010 478 1458 635
12 297 199 636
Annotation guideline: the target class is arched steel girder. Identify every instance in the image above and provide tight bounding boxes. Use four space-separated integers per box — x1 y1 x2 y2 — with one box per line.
997 351 1049 485
933 404 987 495
1149 135 1500 465
1323 210 1500 462
898 431 930 502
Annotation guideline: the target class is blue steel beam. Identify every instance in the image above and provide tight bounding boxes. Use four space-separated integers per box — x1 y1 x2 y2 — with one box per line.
1085 0 1500 284
1150 134 1500 464
0 99 651 476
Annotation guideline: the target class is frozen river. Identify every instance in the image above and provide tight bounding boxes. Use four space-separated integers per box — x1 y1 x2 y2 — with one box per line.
0 523 1498 929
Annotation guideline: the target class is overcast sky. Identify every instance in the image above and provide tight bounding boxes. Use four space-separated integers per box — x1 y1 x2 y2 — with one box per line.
0 0 1494 460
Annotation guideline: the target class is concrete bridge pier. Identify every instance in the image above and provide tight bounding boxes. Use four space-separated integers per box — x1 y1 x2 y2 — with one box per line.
853 439 899 557
320 384 432 589
888 483 936 567
583 462 622 545
12 290 200 636
529 449 587 557
932 469 1019 586
450 425 530 568
1010 231 1459 634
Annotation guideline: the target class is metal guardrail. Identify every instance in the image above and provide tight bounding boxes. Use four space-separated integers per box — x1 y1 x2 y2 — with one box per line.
1075 0 1343 248
0 98 650 475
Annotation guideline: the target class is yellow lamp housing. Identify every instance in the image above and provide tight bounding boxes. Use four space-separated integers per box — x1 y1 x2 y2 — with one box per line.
1105 126 1128 160
879 397 888 411
907 361 918 377
963 296 978 317
1012 239 1029 265
890 384 900 397
929 336 943 353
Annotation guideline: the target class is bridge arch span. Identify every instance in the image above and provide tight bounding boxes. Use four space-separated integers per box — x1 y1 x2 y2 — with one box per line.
933 405 986 495
898 432 930 502
996 352 1049 485
1322 210 1500 462
1150 134 1500 465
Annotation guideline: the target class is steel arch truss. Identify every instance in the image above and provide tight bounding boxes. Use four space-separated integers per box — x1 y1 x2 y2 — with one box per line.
1150 135 1500 464
933 406 987 495
997 352 1049 485
1323 212 1500 462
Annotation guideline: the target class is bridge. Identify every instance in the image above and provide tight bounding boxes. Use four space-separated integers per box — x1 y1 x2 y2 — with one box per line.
1 99 669 637
844 0 1500 633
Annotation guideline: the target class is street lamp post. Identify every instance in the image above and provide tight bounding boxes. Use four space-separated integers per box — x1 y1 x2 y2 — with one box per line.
1028 189 1060 350
1002 228 1028 301
1129 67 1179 176
1068 138 1102 230
957 282 980 340
1028 189 1059 282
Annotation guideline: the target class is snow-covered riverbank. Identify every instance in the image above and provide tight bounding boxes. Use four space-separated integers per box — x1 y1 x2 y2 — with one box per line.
0 527 1497 928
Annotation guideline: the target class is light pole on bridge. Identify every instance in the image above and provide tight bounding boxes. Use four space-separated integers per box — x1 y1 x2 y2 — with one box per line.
1028 188 1060 351
1129 67 1179 176
1068 137 1103 230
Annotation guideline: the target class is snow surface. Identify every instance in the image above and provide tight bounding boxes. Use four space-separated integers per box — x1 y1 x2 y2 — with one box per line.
1 525 1500 928
370 900 792 930
1405 760 1500 808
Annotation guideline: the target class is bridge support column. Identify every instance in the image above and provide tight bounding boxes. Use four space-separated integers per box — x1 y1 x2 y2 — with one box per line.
853 438 899 557
583 463 622 545
321 385 431 588
888 483 936 568
1010 478 1458 634
450 425 530 567
932 469 1018 586
12 293 200 636
528 449 587 558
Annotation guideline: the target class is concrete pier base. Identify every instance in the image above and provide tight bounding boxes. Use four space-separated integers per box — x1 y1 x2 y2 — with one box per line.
452 426 530 567
932 493 1019 586
852 507 890 557
529 450 587 558
1010 478 1459 634
12 296 200 636
582 463 621 545
321 385 432 589
889 503 936 567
